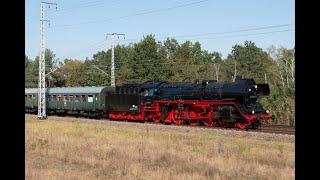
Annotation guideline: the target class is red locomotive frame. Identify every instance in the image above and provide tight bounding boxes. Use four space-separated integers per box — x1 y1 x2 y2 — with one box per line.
108 100 272 129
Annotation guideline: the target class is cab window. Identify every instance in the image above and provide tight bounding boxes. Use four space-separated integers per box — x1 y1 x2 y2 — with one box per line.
148 88 155 96
134 88 139 94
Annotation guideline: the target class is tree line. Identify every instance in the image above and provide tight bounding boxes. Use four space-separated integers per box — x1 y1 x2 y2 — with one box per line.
25 35 295 126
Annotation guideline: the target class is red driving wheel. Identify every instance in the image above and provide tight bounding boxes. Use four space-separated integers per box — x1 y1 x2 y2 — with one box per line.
203 118 215 127
189 119 199 127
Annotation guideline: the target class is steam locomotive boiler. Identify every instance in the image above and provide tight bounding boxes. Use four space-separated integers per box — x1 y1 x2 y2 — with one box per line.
105 76 273 129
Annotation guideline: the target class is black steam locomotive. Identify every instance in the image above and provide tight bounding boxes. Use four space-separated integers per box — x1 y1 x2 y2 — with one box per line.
106 76 272 129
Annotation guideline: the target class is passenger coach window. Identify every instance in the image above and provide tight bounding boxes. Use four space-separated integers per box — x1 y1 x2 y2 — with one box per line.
75 95 80 102
81 95 86 102
69 95 74 102
57 95 61 101
88 95 93 102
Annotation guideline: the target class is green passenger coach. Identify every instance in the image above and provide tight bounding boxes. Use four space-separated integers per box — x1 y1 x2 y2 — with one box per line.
25 88 38 114
25 87 114 118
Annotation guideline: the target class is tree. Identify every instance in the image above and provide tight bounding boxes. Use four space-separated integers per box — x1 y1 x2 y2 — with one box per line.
25 49 59 87
163 38 179 59
227 41 271 83
55 60 85 86
34 49 58 74
25 56 38 87
130 35 166 82
210 52 222 81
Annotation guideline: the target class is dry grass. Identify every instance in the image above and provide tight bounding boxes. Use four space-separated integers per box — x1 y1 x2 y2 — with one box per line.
26 115 294 180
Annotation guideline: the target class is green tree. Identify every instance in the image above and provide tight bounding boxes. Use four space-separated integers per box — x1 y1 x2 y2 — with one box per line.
25 49 60 87
226 41 271 83
130 35 167 82
25 56 38 87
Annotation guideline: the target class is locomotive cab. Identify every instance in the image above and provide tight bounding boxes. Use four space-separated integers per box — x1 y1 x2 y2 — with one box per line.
139 81 163 105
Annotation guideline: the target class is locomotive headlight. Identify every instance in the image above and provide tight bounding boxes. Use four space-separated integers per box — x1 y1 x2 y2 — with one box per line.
248 88 251 92
266 110 269 113
251 110 255 114
254 85 257 89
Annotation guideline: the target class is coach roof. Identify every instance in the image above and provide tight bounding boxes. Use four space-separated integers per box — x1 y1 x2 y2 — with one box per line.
25 87 114 94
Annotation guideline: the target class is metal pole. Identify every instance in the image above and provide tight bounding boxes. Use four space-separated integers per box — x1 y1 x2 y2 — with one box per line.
265 72 267 83
38 2 46 119
106 33 125 87
233 61 237 82
38 1 57 119
111 35 115 87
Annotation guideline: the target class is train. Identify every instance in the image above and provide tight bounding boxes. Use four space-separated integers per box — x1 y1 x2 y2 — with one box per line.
25 76 273 129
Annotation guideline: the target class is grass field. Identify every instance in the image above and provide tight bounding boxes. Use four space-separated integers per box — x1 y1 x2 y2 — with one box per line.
26 115 294 180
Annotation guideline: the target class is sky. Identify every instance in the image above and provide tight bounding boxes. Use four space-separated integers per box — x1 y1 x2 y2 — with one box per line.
25 0 295 61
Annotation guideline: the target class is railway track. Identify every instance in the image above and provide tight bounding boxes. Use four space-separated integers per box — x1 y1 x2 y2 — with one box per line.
256 125 295 135
187 124 295 135
26 114 295 135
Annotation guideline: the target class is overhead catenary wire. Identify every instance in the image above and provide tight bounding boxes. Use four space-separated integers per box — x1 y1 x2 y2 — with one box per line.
183 28 294 41
29 20 294 61
58 39 107 61
57 25 294 61
26 1 294 52
47 0 120 14
52 0 210 28
167 23 294 38
77 0 106 5
121 23 294 42
26 0 120 24
53 28 294 77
